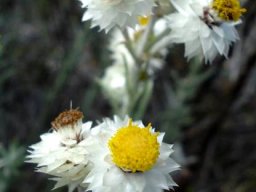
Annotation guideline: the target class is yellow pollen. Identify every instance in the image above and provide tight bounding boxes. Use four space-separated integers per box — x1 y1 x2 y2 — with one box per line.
108 119 160 173
212 0 246 21
138 16 150 26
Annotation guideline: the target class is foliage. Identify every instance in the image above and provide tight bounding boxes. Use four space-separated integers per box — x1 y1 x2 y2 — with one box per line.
0 143 25 192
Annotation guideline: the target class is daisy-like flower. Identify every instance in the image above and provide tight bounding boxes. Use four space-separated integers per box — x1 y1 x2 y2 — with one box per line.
166 0 246 63
79 0 155 33
84 116 180 192
26 109 92 192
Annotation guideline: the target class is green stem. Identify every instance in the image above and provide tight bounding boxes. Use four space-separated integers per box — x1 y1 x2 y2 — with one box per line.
147 28 171 54
134 80 153 119
121 28 139 62
135 16 156 57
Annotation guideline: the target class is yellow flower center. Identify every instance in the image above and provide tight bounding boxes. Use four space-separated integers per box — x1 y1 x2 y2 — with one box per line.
212 0 246 21
108 120 160 173
138 16 150 26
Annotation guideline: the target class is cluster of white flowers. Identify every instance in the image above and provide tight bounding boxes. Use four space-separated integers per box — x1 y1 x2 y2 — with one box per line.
27 109 180 192
79 0 246 63
27 0 247 191
90 0 246 112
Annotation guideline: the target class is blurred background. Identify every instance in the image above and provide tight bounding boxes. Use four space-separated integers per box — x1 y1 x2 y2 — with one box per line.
0 0 256 192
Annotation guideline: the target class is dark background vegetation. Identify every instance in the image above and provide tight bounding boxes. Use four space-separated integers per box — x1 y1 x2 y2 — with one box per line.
0 0 255 191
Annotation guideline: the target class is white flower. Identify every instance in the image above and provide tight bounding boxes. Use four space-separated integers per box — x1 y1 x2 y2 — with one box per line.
83 116 180 192
166 0 246 63
26 109 92 192
99 62 138 114
79 0 155 33
100 63 129 102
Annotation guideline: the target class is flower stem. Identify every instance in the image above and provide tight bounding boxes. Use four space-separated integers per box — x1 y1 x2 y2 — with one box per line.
135 16 156 57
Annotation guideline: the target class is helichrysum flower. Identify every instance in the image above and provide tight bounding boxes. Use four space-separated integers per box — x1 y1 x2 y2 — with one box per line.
26 109 92 192
166 0 246 63
83 116 180 192
79 0 155 33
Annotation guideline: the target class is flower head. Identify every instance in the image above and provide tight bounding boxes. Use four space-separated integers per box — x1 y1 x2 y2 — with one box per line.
26 109 92 191
108 120 160 172
84 116 180 192
211 0 246 22
166 0 246 63
79 0 155 32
